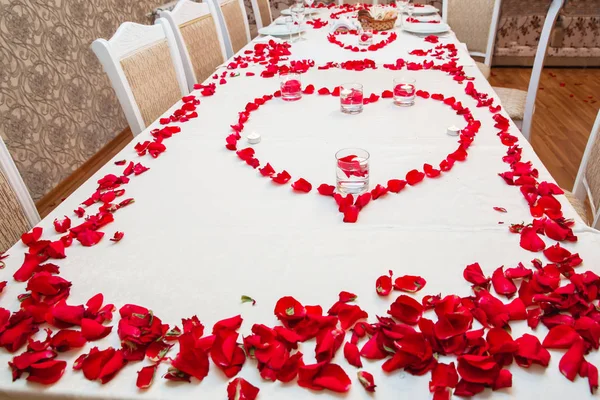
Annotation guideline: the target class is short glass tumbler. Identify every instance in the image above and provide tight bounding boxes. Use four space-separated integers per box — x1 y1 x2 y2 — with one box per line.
393 77 416 106
340 83 364 114
280 72 302 101
336 148 370 195
358 29 373 46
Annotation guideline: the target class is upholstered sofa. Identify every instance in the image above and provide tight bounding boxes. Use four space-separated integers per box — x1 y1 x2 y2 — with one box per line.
245 0 600 67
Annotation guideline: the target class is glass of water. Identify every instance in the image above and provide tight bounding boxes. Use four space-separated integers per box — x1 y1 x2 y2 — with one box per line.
336 148 370 195
280 72 302 101
393 77 416 106
340 83 364 114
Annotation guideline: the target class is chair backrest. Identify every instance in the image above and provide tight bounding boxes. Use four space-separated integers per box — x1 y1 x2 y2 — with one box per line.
337 0 378 4
0 136 39 253
160 0 228 89
442 0 501 67
573 110 600 229
210 0 251 58
91 19 188 136
250 0 273 30
520 0 564 140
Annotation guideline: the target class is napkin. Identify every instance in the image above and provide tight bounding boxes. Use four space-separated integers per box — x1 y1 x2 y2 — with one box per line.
329 17 360 33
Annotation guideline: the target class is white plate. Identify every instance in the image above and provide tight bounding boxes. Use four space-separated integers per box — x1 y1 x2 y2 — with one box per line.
258 25 307 36
404 4 439 15
280 8 318 15
402 21 449 34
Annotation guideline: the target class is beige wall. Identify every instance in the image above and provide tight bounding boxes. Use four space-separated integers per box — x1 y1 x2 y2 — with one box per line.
0 0 166 201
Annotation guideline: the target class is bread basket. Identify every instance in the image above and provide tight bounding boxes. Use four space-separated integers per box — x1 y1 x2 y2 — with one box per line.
357 9 397 31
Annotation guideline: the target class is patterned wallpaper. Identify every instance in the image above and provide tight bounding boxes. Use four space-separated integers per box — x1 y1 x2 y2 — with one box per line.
0 0 165 201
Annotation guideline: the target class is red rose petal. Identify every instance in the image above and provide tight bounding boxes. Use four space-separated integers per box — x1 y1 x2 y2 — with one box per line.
559 337 585 381
519 227 546 252
376 272 393 296
387 179 407 193
343 342 362 367
227 377 260 400
317 184 335 196
406 169 425 185
491 266 517 298
357 370 376 392
136 364 157 389
394 275 427 293
272 170 291 184
292 178 312 193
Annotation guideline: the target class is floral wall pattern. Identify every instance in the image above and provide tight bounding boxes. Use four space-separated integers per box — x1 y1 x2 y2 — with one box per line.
0 0 165 201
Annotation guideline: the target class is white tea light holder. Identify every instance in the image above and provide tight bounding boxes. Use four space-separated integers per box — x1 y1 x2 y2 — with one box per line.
446 126 460 136
247 132 261 144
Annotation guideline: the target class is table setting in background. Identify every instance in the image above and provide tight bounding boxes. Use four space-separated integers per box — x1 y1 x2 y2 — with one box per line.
1 1 600 400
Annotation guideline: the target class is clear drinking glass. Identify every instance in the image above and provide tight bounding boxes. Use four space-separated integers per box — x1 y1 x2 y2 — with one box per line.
396 0 409 27
358 29 373 46
304 0 314 19
336 148 370 195
280 72 302 101
285 16 294 42
291 4 306 41
393 77 416 106
340 83 364 114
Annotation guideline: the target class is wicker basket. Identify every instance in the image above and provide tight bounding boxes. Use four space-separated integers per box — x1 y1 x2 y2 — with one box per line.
357 10 397 31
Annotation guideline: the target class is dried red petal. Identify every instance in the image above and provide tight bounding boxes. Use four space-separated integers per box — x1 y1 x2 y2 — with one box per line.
493 207 507 213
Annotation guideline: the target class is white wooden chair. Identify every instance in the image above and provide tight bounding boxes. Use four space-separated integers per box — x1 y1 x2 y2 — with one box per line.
0 136 40 253
492 0 564 141
568 110 600 229
160 0 228 89
442 0 501 80
91 19 189 136
337 0 378 4
250 0 273 31
209 0 251 58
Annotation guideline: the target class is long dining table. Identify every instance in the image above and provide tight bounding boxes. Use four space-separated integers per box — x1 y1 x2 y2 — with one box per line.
2 4 600 400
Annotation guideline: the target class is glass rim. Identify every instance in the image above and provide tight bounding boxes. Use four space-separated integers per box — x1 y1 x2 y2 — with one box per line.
340 82 363 89
393 77 416 83
279 71 300 78
335 148 370 163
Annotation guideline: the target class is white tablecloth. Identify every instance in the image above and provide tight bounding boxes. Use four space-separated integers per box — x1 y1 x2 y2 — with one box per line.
1 7 599 400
